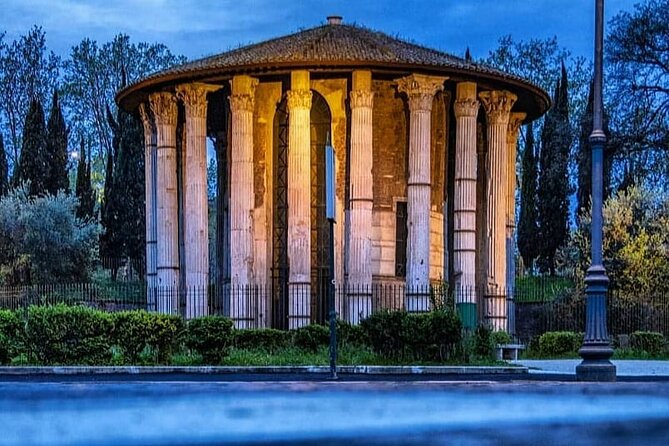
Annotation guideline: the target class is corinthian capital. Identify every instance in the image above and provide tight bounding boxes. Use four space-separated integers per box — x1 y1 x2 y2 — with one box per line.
176 83 220 118
454 98 479 119
286 89 312 111
138 102 155 135
349 90 374 109
395 74 447 112
507 112 527 144
478 90 517 125
149 92 178 127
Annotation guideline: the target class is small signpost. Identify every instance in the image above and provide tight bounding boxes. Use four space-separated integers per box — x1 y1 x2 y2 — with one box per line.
325 134 338 379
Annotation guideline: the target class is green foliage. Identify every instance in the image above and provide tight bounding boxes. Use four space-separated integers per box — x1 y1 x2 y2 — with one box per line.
514 276 574 303
0 187 99 285
112 310 156 364
472 324 493 359
14 97 49 195
360 310 461 361
232 328 292 352
538 331 582 357
45 90 69 195
491 331 513 345
0 309 23 359
518 121 540 270
24 304 113 365
185 316 233 364
630 331 666 356
292 324 330 353
142 313 183 364
74 136 96 221
0 333 9 364
336 320 368 347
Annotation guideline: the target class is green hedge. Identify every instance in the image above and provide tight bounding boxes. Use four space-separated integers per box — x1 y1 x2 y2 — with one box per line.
630 331 666 356
233 328 292 352
360 309 461 361
185 316 234 364
538 331 583 356
25 304 114 365
112 311 183 364
292 324 329 352
0 309 23 362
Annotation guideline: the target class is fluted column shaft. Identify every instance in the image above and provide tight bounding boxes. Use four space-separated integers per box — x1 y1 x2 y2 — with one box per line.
139 104 158 308
149 92 179 312
287 71 312 328
396 74 446 293
347 88 374 287
228 76 258 287
453 82 479 310
176 83 218 318
479 90 517 331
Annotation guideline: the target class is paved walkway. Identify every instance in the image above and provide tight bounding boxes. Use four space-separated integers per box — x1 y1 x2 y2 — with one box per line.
512 359 669 376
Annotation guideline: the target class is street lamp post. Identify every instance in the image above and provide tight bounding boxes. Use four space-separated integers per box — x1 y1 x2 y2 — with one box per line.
576 0 616 382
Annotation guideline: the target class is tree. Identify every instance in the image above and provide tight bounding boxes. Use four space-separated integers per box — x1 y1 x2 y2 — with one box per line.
517 121 539 270
75 136 96 221
537 64 572 274
45 89 69 194
606 0 669 190
0 186 99 285
0 26 60 171
14 97 49 195
0 132 7 197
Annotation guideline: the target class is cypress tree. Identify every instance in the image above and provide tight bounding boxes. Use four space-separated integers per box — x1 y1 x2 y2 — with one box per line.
99 107 121 273
517 122 539 270
45 90 70 195
0 133 8 197
14 97 49 196
75 136 96 221
537 63 571 274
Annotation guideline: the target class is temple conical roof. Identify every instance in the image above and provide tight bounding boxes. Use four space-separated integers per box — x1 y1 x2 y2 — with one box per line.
117 18 549 119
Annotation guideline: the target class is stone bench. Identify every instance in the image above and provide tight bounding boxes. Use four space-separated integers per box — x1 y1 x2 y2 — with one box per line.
495 344 526 361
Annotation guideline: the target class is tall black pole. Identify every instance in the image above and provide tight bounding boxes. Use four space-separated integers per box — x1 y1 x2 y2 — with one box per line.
576 0 616 382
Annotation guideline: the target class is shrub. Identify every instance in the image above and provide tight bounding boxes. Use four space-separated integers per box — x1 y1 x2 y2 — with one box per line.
538 331 582 356
0 333 9 364
473 324 493 359
336 320 368 348
146 313 184 363
630 331 666 356
491 331 513 345
25 304 113 364
233 329 292 352
0 309 23 359
112 311 156 364
185 316 234 364
360 310 461 361
292 324 330 352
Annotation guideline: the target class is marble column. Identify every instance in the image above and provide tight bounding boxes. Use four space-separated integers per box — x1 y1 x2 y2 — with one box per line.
505 112 526 335
227 75 258 328
176 83 219 318
287 71 312 328
346 70 374 323
478 90 517 331
149 92 179 314
139 103 158 311
452 82 479 328
396 73 446 311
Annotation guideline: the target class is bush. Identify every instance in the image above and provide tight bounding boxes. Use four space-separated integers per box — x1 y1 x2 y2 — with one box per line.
336 320 368 348
185 316 234 364
233 329 292 352
491 331 513 345
146 313 184 363
25 304 114 364
538 331 582 356
473 324 493 359
0 309 23 359
0 333 9 364
630 331 666 356
360 310 461 361
292 324 330 352
112 311 155 363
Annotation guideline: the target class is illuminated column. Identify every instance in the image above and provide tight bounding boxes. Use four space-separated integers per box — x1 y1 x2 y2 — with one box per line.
176 83 219 318
138 103 158 311
453 82 479 328
287 71 312 328
505 112 526 335
396 73 446 310
346 70 374 323
149 92 179 313
479 90 517 331
227 75 258 327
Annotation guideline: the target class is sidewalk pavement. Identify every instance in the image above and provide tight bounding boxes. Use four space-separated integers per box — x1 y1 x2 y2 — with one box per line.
512 359 669 376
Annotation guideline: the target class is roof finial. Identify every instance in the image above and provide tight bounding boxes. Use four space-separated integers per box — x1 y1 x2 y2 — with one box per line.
327 16 343 25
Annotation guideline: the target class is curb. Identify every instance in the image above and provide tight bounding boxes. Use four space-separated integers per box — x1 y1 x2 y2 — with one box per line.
0 365 528 375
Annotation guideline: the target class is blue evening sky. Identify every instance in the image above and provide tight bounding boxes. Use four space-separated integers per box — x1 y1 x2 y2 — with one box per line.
2 0 638 62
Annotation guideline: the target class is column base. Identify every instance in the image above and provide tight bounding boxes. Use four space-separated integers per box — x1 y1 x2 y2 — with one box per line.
345 291 372 325
288 282 311 329
577 343 616 381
